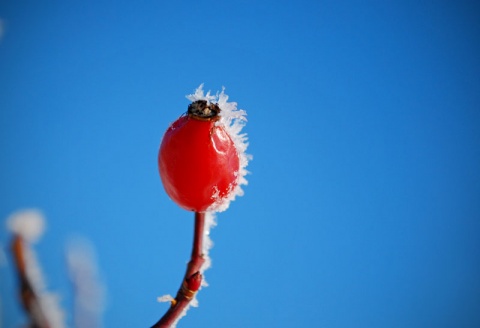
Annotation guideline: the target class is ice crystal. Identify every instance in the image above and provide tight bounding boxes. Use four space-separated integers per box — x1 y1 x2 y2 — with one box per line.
186 84 251 213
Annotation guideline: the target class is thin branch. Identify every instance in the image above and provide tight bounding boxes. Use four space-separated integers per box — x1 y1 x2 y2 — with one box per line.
151 212 206 328
11 235 51 328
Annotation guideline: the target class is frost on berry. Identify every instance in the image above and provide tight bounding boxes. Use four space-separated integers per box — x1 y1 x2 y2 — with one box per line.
186 84 251 213
155 86 251 322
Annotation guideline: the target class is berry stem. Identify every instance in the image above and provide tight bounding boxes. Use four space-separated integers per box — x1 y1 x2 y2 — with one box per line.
151 212 206 328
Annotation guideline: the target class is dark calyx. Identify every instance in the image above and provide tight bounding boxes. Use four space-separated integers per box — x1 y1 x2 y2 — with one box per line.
188 100 220 120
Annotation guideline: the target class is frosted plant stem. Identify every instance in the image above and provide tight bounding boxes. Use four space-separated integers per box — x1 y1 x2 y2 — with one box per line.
11 235 51 328
152 212 206 328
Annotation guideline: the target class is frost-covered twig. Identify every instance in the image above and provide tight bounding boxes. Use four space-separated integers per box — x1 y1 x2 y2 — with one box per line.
66 238 105 328
11 235 51 328
7 210 65 328
151 212 206 328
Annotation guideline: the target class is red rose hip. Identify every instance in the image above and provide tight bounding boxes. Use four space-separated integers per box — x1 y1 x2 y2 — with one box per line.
158 100 240 212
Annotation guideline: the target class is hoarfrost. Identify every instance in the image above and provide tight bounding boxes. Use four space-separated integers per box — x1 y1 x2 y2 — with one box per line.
156 296 193 328
66 237 106 328
200 212 217 281
187 84 251 213
6 209 45 243
157 294 174 303
171 305 190 328
6 209 66 328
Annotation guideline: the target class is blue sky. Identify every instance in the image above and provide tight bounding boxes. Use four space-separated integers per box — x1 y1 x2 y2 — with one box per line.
1 1 479 327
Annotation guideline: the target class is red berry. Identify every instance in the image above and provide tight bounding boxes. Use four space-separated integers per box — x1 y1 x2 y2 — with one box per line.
158 100 240 212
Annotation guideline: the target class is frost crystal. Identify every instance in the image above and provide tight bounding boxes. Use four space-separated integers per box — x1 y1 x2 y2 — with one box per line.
186 84 251 213
200 212 217 280
157 294 175 303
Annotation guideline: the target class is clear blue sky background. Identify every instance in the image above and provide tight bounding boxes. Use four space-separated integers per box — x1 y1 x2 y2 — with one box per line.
1 1 479 327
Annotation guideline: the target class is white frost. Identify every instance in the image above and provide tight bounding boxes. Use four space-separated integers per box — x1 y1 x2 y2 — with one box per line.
157 294 174 303
186 84 251 213
156 211 215 313
200 212 217 281
6 209 45 243
66 237 106 328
